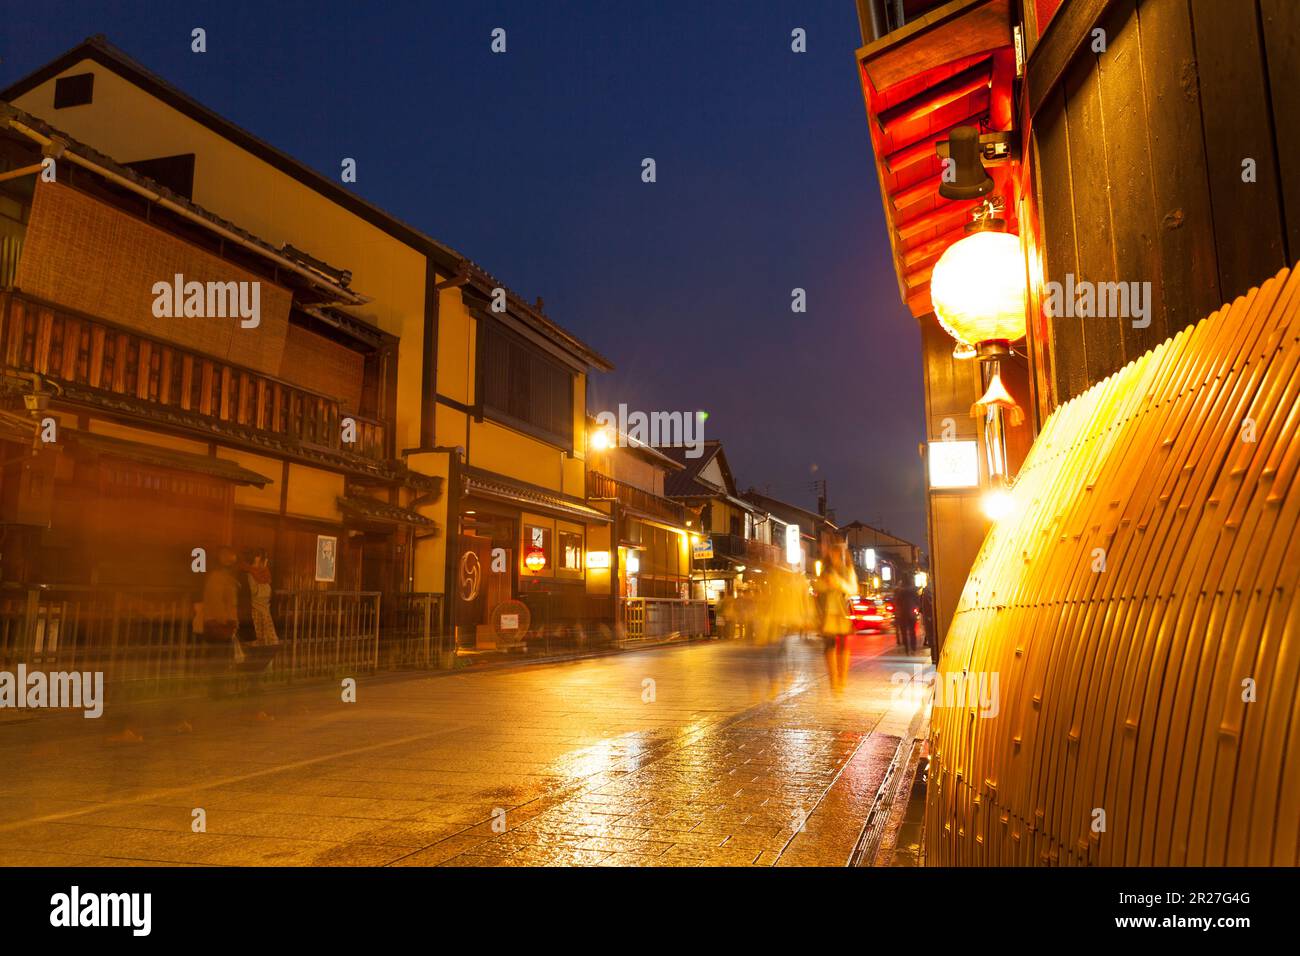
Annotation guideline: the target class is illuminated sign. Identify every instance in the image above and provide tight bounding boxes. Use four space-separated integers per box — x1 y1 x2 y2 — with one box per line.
882 565 893 582
865 548 876 570
928 440 980 489
785 524 801 565
586 550 611 569
524 547 547 572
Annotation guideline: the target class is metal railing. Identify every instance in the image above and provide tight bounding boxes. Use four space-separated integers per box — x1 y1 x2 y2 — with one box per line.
0 586 195 688
382 592 446 668
0 585 443 698
624 597 710 642
268 590 381 679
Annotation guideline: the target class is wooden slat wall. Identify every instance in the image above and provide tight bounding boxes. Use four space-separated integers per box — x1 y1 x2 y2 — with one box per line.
1031 0 1297 402
0 292 384 462
928 263 1300 866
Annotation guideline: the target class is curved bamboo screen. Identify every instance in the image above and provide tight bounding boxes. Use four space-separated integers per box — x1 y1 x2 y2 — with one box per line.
928 264 1300 866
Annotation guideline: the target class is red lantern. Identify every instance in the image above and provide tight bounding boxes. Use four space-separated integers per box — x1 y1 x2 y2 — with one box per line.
524 547 547 572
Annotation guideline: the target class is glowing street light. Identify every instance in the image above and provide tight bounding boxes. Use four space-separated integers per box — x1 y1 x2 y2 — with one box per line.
982 489 1015 521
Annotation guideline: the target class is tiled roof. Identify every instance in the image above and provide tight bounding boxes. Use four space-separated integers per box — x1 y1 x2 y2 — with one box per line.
464 470 611 523
337 495 436 528
662 441 726 498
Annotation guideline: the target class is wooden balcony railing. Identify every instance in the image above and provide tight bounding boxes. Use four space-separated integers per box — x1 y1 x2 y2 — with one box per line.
745 538 783 567
704 533 783 568
0 291 387 462
587 470 686 526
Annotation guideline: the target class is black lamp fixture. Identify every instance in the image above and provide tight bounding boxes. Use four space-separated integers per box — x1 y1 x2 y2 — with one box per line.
938 125 994 200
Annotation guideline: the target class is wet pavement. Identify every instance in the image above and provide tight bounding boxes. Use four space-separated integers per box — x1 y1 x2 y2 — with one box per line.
0 633 929 866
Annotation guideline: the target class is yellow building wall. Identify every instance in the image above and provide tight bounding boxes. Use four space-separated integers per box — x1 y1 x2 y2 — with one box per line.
437 290 475 409
86 419 209 455
218 448 283 513
585 508 612 596
469 419 568 492
405 450 450 595
284 465 343 522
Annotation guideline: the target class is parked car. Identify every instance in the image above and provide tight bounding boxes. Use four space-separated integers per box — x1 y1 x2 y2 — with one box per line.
848 596 893 634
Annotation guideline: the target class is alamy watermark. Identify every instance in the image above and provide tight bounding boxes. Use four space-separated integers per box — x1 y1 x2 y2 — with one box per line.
0 665 104 718
594 404 706 458
50 886 150 936
1044 273 1151 329
892 663 999 718
151 273 261 328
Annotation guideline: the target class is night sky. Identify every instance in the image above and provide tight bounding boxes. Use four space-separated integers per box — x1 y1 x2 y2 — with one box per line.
3 0 928 547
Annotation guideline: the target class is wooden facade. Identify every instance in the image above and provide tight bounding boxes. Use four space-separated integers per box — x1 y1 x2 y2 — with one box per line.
1026 0 1300 408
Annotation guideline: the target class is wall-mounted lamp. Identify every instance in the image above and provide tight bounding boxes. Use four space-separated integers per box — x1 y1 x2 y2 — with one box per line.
938 125 993 200
937 126 1018 200
930 195 1028 512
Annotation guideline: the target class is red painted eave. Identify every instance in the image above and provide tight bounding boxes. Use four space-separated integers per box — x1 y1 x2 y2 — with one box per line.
856 0 1018 319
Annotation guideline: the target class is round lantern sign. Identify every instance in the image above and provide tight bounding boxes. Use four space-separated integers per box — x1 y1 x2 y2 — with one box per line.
524 547 547 572
929 229 1027 347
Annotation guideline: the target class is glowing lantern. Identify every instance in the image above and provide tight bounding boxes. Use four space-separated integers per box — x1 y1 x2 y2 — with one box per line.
930 229 1027 348
524 547 547 572
929 197 1029 515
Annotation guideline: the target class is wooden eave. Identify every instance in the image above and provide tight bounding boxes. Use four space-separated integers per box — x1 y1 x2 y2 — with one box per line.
856 0 1019 319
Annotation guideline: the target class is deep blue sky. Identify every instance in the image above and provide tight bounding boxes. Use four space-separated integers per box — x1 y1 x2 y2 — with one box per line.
3 0 927 546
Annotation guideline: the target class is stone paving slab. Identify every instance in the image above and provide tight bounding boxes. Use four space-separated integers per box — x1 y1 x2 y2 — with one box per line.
0 633 929 866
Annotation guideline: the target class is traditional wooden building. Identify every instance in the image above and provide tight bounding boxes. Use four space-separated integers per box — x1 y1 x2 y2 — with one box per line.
584 421 707 640
740 488 834 582
662 441 779 605
839 519 923 589
0 37 614 653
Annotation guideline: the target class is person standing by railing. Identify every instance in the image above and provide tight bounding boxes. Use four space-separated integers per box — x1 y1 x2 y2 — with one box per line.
243 549 279 646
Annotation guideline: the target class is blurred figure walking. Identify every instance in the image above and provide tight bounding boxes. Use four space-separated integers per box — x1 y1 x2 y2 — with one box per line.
894 580 921 655
814 539 858 694
199 546 244 696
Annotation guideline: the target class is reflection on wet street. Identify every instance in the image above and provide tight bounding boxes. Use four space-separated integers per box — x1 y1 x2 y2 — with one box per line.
0 634 927 866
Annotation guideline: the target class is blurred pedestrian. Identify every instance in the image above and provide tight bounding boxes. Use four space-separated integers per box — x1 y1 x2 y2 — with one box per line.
200 546 243 696
815 539 858 694
894 580 920 655
919 586 934 649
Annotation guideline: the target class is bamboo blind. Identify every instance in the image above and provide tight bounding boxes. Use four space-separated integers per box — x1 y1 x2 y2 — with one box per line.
16 180 291 376
929 263 1300 866
280 323 364 412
